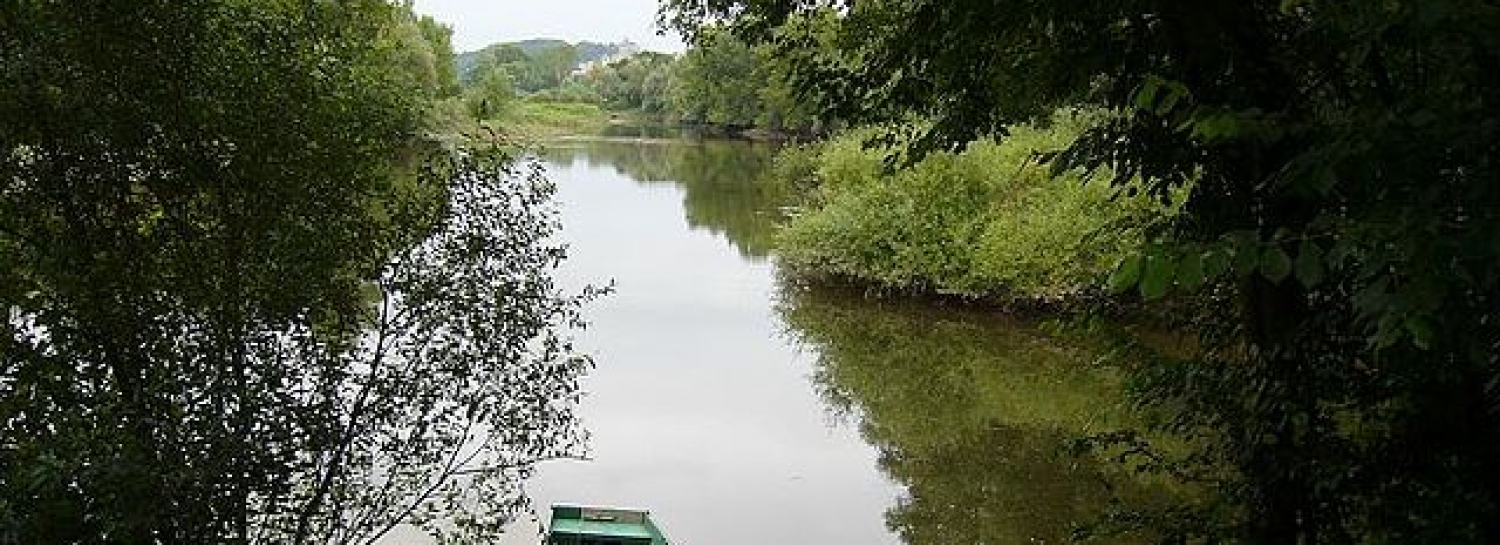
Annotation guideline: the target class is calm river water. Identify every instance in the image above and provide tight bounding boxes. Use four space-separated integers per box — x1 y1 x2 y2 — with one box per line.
462 138 1156 545
513 139 900 545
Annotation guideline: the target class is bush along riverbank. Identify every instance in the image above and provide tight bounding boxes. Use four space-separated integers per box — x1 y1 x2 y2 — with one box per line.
771 110 1180 307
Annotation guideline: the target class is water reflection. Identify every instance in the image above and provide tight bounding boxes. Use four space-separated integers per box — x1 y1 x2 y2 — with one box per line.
596 123 689 140
513 137 1170 545
511 139 899 545
540 140 791 259
778 285 1170 544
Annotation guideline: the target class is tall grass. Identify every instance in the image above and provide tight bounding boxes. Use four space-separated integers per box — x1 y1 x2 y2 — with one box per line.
774 110 1173 300
485 100 608 138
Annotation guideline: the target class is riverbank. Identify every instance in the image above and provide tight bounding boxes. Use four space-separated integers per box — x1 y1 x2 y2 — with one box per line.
769 111 1177 307
482 101 610 139
479 99 824 143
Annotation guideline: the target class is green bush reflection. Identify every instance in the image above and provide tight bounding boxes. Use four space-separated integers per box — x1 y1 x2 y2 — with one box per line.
542 140 790 259
779 285 1174 544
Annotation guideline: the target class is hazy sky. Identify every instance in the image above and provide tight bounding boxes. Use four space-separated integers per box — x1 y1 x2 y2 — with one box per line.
411 0 686 53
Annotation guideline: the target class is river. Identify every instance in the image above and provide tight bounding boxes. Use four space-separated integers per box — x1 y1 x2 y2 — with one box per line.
478 138 1163 545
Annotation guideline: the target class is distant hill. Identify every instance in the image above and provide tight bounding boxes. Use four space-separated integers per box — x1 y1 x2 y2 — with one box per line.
456 39 627 79
509 39 616 63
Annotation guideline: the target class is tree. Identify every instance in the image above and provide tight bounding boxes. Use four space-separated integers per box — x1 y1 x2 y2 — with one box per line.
666 0 1500 542
640 62 674 114
665 26 825 132
275 144 599 545
586 52 677 112
670 29 764 127
461 42 585 98
412 13 461 98
465 70 518 120
531 44 581 91
0 1 593 542
463 44 529 87
383 8 446 101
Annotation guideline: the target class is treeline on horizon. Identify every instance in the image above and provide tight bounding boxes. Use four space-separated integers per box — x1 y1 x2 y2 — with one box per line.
451 31 827 137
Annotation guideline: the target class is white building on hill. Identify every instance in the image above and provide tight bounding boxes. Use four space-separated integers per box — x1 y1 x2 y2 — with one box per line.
573 40 643 76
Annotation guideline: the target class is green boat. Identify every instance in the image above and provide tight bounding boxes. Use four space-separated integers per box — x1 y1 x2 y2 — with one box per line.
545 504 672 545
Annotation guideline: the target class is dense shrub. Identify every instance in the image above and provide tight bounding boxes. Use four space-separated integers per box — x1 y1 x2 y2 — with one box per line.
775 111 1171 299
528 80 603 104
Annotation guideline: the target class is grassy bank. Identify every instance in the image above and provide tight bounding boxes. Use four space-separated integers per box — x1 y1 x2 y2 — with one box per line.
484 100 609 139
772 111 1176 302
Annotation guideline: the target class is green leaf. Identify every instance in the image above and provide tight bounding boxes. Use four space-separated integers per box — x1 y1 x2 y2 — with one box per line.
1232 235 1262 278
1108 254 1143 294
1132 77 1160 112
1404 317 1435 350
1295 241 1325 287
1203 248 1231 279
1328 241 1355 267
1311 168 1338 194
1177 251 1206 291
1139 252 1176 300
1260 247 1292 283
1190 112 1244 142
1155 82 1186 115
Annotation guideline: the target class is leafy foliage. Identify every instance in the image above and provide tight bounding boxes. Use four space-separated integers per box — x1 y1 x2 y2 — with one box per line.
775 113 1171 299
667 0 1500 541
465 70 518 120
278 145 599 545
581 52 676 113
462 42 580 94
669 28 822 132
0 2 595 542
451 33 826 136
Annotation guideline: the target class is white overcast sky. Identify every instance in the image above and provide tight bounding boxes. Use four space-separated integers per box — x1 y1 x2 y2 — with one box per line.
410 0 686 53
